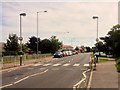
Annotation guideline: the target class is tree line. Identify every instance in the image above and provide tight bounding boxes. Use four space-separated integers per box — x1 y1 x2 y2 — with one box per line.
94 24 120 58
93 24 120 72
3 35 62 56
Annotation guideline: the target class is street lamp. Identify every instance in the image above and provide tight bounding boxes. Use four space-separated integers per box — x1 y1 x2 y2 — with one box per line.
37 11 47 59
92 16 99 43
19 13 26 66
93 16 99 63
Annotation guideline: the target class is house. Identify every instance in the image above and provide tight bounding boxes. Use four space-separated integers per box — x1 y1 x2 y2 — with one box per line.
62 45 73 50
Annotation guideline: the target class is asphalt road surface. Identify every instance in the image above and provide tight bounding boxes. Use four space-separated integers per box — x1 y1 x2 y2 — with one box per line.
1 53 91 89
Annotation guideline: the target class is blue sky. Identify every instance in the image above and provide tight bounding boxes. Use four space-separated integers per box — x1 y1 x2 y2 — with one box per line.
1 0 118 47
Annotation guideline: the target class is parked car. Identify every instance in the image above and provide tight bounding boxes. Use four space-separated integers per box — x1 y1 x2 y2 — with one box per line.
94 52 107 57
71 50 76 55
54 51 63 58
75 51 79 54
65 51 69 56
62 51 67 57
68 51 72 56
94 52 100 56
99 52 107 57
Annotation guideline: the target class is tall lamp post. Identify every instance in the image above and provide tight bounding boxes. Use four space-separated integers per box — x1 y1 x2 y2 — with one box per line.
19 13 26 66
37 11 47 59
92 16 99 43
93 16 99 63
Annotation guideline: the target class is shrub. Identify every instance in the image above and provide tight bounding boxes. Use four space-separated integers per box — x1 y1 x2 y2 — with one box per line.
116 58 120 72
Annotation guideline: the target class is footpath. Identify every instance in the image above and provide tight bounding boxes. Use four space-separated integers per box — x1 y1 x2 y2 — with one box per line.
90 58 119 90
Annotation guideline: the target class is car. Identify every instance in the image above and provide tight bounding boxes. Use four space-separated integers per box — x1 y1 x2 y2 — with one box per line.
100 52 107 57
94 52 107 57
71 50 76 55
68 51 72 56
94 52 100 56
54 51 63 58
75 51 79 54
62 51 67 57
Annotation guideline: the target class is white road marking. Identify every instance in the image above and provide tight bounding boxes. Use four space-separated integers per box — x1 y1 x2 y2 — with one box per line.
53 63 61 66
43 63 52 66
33 63 42 66
73 64 80 67
14 76 30 84
0 84 13 89
63 63 70 66
1 69 48 88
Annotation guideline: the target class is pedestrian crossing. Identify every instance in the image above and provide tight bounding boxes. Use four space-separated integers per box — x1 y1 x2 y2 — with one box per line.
33 63 80 67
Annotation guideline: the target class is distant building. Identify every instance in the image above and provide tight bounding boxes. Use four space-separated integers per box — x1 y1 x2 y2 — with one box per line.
62 45 73 50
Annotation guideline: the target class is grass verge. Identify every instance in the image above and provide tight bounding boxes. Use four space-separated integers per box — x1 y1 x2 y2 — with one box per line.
98 57 108 63
116 58 120 72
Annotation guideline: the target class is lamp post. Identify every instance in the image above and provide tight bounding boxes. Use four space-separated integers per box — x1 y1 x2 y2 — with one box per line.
19 13 26 66
93 16 99 63
92 16 99 43
37 11 47 59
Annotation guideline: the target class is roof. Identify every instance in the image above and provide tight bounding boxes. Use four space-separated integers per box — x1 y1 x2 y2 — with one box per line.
62 45 73 49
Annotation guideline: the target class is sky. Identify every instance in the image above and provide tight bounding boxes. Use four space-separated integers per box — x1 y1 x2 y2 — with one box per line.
1 0 119 48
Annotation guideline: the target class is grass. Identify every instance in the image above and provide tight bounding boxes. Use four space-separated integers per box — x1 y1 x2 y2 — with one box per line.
98 57 108 63
116 58 120 72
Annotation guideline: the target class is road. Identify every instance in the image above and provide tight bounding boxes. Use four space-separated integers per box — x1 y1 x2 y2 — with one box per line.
1 53 91 89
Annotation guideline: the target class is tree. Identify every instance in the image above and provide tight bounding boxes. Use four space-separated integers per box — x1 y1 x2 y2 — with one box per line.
95 41 106 52
100 24 120 57
4 34 20 55
40 39 51 53
85 47 91 52
27 36 41 54
50 36 62 53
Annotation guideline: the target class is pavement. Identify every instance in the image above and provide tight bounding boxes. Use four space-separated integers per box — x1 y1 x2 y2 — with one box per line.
90 58 119 90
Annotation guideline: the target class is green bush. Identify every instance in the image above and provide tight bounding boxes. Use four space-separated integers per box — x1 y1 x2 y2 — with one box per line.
116 58 120 72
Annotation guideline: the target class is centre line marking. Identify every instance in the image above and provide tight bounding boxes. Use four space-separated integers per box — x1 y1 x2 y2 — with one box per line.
1 69 48 88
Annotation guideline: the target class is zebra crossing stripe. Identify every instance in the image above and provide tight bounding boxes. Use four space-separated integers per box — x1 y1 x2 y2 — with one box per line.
63 63 70 66
33 63 42 66
73 64 80 66
53 63 61 66
33 63 80 67
43 63 52 66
